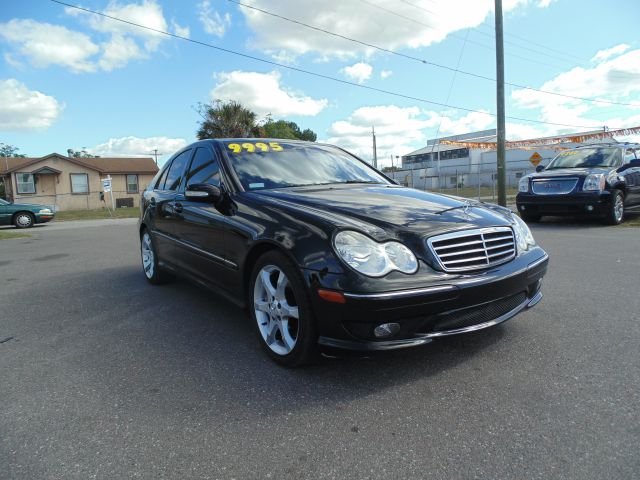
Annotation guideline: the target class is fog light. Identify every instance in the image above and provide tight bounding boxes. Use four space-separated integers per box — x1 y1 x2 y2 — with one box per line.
373 323 400 338
586 205 594 211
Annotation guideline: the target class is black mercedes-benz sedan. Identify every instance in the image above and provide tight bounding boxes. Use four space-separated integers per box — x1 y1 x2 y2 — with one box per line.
139 139 548 366
516 144 640 225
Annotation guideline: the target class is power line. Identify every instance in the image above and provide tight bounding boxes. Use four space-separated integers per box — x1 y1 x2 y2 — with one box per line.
51 0 623 130
228 0 640 108
398 0 590 65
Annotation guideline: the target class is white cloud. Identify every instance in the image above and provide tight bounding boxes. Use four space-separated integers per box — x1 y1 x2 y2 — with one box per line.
591 44 630 63
99 34 146 71
0 19 99 73
172 20 190 38
380 70 393 79
325 105 497 166
198 0 231 37
211 70 328 117
0 79 64 131
237 0 533 60
512 47 640 130
66 0 168 51
341 62 373 84
3 2 173 73
86 136 188 163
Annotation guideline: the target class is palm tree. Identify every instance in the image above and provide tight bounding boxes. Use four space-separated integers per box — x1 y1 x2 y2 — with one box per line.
196 100 260 139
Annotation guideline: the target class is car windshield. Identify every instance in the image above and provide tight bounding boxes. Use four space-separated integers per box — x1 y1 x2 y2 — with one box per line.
0 198 8 205
546 148 619 169
222 141 390 190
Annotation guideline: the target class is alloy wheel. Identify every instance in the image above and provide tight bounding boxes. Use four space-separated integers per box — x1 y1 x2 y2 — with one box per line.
253 265 300 356
141 232 155 279
614 194 624 223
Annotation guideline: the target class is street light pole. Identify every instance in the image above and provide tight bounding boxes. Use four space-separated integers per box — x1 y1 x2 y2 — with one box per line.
495 0 507 207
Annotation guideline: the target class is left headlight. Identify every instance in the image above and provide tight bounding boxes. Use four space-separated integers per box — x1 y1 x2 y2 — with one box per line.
512 214 536 254
38 208 52 214
583 173 605 191
333 230 418 277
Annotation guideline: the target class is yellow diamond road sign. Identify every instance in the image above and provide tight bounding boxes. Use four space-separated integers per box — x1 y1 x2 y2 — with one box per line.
529 152 542 167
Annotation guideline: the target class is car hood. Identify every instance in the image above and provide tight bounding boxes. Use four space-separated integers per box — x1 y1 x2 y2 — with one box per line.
250 185 514 241
10 202 54 211
531 167 611 178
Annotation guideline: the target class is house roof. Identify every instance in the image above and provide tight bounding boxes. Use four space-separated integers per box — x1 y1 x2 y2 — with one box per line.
0 153 158 175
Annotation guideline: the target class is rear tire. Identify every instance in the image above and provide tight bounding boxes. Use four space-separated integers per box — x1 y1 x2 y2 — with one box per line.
604 190 624 225
140 229 173 284
13 212 35 229
248 250 318 367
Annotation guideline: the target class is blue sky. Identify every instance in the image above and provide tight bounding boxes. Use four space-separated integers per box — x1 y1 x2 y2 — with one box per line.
1 0 639 166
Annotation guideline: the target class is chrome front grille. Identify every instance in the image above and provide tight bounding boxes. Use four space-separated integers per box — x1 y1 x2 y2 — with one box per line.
531 177 579 195
427 227 516 272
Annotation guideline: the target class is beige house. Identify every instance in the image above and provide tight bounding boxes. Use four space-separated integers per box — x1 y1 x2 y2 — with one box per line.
0 153 158 211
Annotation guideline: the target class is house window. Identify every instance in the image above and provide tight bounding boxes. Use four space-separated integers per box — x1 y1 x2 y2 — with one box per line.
450 176 457 184
70 173 89 194
126 174 139 193
515 172 524 179
16 173 35 194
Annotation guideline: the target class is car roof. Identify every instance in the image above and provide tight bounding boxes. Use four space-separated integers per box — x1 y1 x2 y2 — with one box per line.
571 143 640 149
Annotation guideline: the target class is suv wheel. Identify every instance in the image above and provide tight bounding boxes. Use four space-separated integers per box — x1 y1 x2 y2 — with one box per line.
605 190 624 225
249 250 318 367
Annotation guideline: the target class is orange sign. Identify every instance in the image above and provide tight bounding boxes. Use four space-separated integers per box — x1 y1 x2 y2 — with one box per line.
529 152 542 167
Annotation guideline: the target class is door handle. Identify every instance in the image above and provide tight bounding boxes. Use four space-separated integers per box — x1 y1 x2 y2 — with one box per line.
174 202 183 213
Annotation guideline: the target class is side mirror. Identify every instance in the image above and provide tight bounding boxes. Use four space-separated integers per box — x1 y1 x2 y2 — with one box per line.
535 165 545 173
185 183 223 205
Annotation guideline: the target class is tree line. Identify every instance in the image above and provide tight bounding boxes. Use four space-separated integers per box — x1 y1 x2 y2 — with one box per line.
196 100 317 142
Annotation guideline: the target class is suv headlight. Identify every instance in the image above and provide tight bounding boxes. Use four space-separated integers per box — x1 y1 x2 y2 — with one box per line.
583 173 605 191
333 230 418 277
518 176 529 193
512 214 536 253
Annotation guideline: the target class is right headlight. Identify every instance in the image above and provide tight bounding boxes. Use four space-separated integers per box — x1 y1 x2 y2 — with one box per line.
333 230 418 277
518 176 529 193
511 214 536 254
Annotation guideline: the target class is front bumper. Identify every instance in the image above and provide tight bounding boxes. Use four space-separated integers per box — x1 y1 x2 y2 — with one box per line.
305 249 549 351
516 191 612 216
36 214 55 224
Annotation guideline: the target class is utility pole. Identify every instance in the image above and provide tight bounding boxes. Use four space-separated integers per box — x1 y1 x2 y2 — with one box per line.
495 0 507 207
372 126 378 168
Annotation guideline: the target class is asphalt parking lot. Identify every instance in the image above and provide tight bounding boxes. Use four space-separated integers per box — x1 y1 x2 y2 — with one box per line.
1 218 639 479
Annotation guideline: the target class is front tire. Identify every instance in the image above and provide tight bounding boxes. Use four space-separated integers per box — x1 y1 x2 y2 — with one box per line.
140 230 173 284
14 212 35 229
604 190 624 225
249 250 318 367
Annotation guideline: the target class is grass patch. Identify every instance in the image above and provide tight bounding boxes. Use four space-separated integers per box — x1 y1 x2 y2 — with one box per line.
620 214 640 227
0 230 31 240
54 208 139 221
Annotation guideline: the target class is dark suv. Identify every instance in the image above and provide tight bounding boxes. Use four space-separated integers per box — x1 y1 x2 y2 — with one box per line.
516 144 640 224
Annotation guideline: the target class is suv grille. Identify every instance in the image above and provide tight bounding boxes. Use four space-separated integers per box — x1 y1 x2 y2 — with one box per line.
427 227 516 272
531 177 578 195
